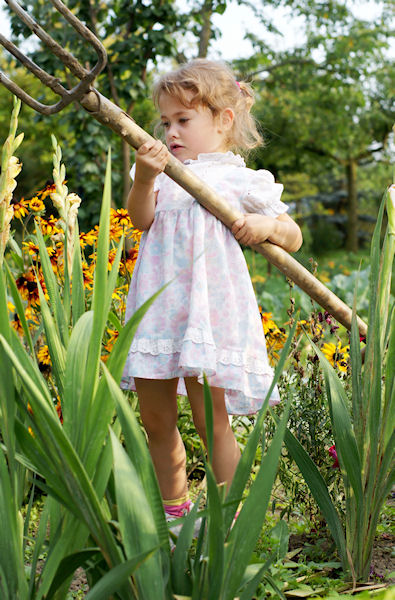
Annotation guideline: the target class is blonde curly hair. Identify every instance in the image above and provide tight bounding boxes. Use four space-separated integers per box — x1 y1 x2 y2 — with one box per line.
153 59 263 152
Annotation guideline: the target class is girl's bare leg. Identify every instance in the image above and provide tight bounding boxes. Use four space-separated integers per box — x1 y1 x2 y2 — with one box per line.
185 377 241 489
134 377 187 501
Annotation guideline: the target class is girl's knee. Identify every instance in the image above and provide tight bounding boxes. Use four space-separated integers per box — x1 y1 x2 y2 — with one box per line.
135 378 179 438
140 405 178 438
193 413 230 445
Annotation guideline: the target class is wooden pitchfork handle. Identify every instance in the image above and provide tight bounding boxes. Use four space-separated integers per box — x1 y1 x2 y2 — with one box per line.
0 0 367 337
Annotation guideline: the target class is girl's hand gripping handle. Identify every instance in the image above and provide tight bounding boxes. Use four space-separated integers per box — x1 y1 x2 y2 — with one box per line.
127 139 169 230
134 139 169 184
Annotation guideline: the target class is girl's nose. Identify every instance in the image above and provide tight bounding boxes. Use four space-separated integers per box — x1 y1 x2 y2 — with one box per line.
167 123 178 138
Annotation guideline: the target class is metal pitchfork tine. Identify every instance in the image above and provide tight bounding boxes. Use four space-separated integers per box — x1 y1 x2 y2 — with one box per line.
0 0 368 337
0 0 107 114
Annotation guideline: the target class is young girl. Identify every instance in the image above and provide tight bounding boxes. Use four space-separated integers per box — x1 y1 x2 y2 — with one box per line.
121 59 302 523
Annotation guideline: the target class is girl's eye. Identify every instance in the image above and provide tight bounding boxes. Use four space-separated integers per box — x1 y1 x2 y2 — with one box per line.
179 118 189 124
162 122 170 129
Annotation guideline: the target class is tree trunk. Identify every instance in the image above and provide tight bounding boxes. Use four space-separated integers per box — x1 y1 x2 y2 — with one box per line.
198 0 214 58
346 159 358 252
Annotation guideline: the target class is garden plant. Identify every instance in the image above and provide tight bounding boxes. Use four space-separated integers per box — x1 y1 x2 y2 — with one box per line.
0 99 300 600
279 183 394 583
0 94 393 599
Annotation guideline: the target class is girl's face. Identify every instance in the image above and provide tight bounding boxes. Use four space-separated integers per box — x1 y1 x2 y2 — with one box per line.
159 92 233 162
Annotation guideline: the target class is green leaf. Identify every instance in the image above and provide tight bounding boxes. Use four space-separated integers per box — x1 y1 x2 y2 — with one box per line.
172 495 202 595
312 340 363 511
4 262 34 355
80 148 112 414
45 548 100 600
85 549 158 600
102 366 170 554
0 447 28 599
62 311 94 447
36 280 66 398
34 223 67 345
110 430 164 599
223 390 292 599
205 459 224 600
71 223 85 326
282 427 348 572
223 320 297 532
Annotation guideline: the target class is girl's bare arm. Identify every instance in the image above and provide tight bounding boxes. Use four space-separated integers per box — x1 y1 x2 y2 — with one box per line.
231 213 303 253
127 140 169 230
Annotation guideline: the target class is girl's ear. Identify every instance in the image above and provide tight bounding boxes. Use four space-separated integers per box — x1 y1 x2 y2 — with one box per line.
220 107 235 132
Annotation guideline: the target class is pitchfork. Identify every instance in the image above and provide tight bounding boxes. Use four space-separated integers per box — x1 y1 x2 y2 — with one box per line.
0 0 367 336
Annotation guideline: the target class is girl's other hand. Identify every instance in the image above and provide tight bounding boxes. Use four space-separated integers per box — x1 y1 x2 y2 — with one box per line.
135 139 170 185
231 213 275 246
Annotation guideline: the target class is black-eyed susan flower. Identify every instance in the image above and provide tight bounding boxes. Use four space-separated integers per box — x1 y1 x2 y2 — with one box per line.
12 198 29 220
29 196 45 212
37 344 51 366
107 248 117 271
321 341 349 372
111 207 131 227
82 262 94 290
23 241 40 258
55 397 63 424
104 327 119 353
10 313 23 336
79 229 97 249
259 309 277 335
119 247 139 277
39 182 57 200
109 220 124 242
38 215 62 237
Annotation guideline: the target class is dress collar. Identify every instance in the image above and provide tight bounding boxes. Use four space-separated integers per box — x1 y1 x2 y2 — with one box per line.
183 151 245 167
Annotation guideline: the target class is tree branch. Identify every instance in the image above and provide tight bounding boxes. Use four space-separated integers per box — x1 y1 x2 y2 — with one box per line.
246 58 316 79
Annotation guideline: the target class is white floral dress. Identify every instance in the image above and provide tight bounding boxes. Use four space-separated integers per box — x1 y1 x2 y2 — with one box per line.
121 152 288 415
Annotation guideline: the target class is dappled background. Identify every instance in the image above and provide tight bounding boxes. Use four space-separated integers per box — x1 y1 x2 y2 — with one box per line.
0 0 393 253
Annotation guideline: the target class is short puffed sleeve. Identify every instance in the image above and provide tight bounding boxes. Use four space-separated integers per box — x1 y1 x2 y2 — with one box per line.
129 163 163 192
241 168 288 217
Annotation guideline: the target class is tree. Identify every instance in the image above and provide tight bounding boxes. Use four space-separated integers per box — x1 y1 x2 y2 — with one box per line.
4 0 184 225
235 8 394 251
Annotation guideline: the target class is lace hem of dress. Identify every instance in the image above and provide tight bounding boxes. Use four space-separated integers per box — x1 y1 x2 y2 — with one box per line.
129 329 273 376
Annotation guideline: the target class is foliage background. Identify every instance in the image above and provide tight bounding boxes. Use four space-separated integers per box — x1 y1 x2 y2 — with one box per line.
0 0 393 244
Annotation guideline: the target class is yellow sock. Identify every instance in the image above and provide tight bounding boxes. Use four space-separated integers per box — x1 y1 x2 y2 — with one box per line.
163 494 189 506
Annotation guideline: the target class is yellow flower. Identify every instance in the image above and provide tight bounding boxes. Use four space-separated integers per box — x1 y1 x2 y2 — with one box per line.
12 198 29 219
7 301 15 312
109 220 124 242
295 319 308 336
23 241 40 258
37 344 51 366
107 248 117 271
128 227 142 243
82 262 94 290
39 182 57 200
80 228 98 248
111 208 131 227
119 247 139 277
251 274 266 284
29 196 45 212
38 215 62 236
318 271 330 283
321 342 349 372
259 310 278 334
104 327 119 353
